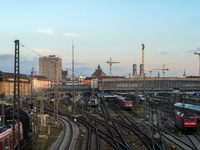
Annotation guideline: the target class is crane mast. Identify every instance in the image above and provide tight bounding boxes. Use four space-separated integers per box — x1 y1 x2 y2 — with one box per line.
152 64 169 77
107 57 120 77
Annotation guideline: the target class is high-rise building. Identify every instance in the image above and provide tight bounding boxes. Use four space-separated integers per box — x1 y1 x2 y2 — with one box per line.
39 55 62 84
133 64 137 77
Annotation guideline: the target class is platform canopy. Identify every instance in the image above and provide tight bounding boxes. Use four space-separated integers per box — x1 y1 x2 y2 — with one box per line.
102 93 116 98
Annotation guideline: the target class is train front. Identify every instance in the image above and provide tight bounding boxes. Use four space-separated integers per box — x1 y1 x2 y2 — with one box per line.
183 114 197 131
124 100 133 110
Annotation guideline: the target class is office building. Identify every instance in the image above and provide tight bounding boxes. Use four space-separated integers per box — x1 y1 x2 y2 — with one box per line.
39 55 62 84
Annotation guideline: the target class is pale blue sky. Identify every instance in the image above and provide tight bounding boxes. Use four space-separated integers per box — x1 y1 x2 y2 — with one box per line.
0 0 200 77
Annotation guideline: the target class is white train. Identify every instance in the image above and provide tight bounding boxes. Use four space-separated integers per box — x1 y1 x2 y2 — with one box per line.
88 96 99 106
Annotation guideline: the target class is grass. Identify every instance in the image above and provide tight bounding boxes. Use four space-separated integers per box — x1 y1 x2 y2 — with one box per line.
25 124 63 150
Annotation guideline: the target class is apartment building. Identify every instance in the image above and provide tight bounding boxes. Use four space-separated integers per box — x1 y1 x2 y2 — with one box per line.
39 55 62 84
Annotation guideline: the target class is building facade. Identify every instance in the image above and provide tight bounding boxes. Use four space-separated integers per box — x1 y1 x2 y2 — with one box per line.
63 75 86 85
33 75 51 91
39 55 62 84
0 71 31 97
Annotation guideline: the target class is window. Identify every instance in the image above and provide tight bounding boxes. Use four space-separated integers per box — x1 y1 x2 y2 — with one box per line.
184 115 195 121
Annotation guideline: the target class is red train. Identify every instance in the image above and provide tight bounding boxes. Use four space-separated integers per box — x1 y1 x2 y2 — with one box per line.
115 95 133 109
0 122 23 150
174 111 197 131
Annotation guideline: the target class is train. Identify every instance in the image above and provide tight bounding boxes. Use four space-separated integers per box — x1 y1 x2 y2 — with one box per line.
174 111 197 131
114 95 133 110
174 103 200 120
0 122 23 150
88 95 99 107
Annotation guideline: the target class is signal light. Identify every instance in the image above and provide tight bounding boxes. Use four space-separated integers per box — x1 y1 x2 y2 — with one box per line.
30 103 33 109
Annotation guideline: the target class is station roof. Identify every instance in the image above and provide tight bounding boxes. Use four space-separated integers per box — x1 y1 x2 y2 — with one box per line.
102 93 116 98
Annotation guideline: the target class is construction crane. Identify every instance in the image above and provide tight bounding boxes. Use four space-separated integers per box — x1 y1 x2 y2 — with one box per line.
194 52 200 77
152 64 169 77
107 57 120 77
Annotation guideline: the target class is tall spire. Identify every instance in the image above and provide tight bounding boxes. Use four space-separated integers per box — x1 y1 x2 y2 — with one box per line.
183 69 186 76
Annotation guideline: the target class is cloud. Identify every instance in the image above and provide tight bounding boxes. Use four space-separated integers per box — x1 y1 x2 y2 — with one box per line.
188 48 200 53
37 28 54 34
161 52 171 55
64 33 79 36
0 54 13 60
0 56 38 75
33 48 59 57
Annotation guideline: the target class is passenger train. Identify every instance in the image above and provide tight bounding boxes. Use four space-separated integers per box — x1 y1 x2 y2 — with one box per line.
174 103 200 120
114 95 133 110
0 122 23 150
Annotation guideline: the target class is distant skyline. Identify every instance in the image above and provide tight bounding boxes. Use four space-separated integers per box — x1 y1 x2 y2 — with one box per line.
0 1 200 77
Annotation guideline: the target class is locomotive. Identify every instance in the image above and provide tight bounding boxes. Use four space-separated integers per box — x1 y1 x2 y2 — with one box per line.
174 103 200 120
114 95 133 110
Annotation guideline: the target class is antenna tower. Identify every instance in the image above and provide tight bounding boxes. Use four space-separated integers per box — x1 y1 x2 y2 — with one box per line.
54 63 58 127
142 44 145 78
72 40 75 96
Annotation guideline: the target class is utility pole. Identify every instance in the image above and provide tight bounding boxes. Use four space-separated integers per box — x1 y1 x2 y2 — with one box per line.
54 63 58 127
72 40 76 115
40 91 44 135
31 67 38 149
13 40 20 150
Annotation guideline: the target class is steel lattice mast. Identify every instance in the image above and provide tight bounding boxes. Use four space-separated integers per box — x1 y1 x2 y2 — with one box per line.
194 52 200 77
40 91 44 134
72 40 74 96
54 62 58 127
13 40 20 150
142 44 145 78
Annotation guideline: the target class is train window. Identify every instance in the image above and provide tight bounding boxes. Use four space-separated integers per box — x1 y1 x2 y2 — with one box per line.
184 115 195 121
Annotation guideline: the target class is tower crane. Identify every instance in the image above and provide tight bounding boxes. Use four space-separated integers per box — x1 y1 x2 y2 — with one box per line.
107 57 120 77
152 64 169 77
194 52 200 77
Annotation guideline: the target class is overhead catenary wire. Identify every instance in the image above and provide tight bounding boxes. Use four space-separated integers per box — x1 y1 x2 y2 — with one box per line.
169 60 199 76
20 44 89 76
20 44 199 77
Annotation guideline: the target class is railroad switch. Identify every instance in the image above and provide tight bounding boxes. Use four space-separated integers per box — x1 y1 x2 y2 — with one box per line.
81 134 83 137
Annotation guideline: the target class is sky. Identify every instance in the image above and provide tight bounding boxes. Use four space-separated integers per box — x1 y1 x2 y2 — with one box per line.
0 0 200 77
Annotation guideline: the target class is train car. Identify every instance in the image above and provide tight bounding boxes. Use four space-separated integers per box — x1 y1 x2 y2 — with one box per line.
174 103 200 120
88 96 98 107
138 95 144 101
174 111 197 131
114 95 133 110
0 122 23 150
